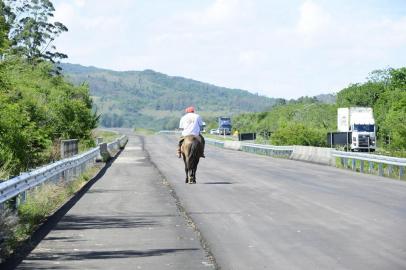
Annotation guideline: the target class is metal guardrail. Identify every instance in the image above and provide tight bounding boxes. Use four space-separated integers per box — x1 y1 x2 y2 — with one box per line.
159 130 226 148
158 130 181 135
206 138 225 148
240 142 293 157
332 150 406 179
107 135 128 152
158 130 291 156
158 130 405 179
0 135 128 206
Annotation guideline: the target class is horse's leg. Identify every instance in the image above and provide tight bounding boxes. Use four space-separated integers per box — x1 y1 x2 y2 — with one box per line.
182 153 189 183
192 158 200 184
188 169 192 184
184 164 189 183
189 168 196 184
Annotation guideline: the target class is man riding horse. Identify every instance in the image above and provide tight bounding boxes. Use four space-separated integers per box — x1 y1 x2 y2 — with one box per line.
177 106 205 158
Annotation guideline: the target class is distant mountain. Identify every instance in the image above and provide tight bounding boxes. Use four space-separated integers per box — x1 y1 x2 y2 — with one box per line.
60 63 283 129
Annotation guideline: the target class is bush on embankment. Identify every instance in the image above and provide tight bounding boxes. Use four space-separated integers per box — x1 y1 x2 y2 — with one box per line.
0 58 98 178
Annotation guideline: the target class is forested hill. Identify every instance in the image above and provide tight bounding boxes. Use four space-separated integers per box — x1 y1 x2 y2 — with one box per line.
60 63 282 129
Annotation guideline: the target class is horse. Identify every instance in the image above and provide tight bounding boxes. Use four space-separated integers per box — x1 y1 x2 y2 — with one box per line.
181 135 203 184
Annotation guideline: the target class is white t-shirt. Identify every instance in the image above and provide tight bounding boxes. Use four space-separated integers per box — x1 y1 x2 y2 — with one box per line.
179 113 203 136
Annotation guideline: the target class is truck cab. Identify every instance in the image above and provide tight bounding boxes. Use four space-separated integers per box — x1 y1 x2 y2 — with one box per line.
351 123 376 151
218 117 232 135
338 107 376 152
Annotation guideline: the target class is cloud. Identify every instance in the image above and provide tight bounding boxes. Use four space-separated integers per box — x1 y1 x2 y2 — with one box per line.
297 0 332 36
204 0 252 24
74 0 86 7
51 0 406 98
54 2 76 25
238 50 266 67
172 0 253 28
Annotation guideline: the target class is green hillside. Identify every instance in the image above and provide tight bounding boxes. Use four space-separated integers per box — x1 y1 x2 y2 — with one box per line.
232 67 406 155
60 63 283 130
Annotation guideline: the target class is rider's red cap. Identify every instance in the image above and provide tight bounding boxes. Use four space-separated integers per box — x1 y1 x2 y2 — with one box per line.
185 106 195 113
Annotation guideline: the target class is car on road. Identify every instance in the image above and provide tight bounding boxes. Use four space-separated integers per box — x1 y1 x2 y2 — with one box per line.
210 129 219 135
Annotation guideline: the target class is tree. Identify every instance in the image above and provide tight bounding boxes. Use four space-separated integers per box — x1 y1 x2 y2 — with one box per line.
0 58 99 177
271 122 327 146
389 67 406 89
5 0 68 63
367 68 392 84
0 0 10 55
336 82 385 107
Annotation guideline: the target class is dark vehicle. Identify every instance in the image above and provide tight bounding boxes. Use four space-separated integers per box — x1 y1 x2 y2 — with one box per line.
218 117 232 135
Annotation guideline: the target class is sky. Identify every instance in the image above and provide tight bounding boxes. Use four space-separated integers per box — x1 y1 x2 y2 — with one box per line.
53 0 406 98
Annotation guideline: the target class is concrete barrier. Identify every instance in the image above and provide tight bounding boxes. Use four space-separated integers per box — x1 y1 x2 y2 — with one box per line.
290 146 334 165
98 143 111 162
223 141 242 151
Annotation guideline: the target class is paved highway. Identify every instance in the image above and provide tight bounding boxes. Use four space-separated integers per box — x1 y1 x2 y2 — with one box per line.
15 134 213 270
145 134 406 270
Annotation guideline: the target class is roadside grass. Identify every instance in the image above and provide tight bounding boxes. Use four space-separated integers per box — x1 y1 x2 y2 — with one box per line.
77 129 122 153
134 128 155 136
204 133 236 141
93 130 119 144
0 166 100 262
375 149 406 158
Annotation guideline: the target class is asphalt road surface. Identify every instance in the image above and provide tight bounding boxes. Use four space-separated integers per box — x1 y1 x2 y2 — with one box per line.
15 134 214 270
145 133 406 270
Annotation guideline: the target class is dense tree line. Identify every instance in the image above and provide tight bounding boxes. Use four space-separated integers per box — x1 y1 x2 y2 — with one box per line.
233 101 336 147
0 0 98 178
337 67 406 151
233 67 406 153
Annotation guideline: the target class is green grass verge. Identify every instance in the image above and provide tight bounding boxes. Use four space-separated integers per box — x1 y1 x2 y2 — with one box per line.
204 133 236 141
93 130 120 143
134 128 155 136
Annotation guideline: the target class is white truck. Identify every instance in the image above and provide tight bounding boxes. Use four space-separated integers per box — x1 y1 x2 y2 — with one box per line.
337 107 376 152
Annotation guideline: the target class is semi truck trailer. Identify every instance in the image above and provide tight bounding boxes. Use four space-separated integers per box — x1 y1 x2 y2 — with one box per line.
337 107 376 152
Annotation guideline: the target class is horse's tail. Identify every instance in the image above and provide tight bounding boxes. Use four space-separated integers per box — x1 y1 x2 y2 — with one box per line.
187 138 200 169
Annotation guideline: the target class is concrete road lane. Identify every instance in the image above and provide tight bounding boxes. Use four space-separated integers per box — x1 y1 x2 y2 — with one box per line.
16 134 214 270
145 134 406 270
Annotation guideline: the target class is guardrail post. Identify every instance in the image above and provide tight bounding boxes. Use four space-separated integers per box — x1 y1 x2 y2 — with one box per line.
96 137 103 145
16 191 27 208
400 167 405 180
378 163 384 176
388 165 393 177
61 139 79 159
352 159 356 171
369 162 373 173
21 191 26 204
360 160 364 173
